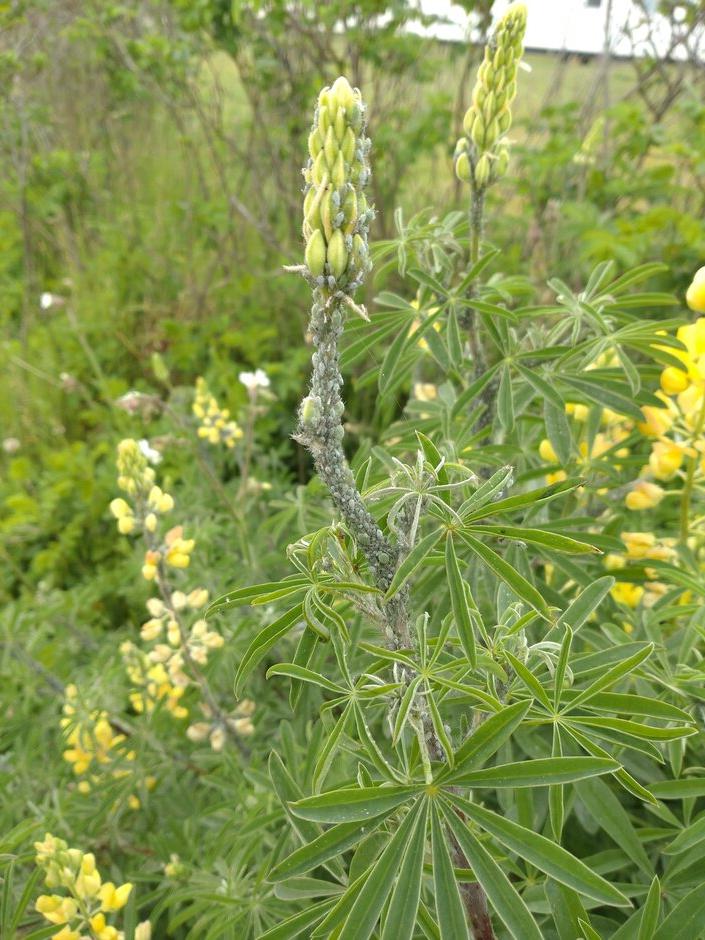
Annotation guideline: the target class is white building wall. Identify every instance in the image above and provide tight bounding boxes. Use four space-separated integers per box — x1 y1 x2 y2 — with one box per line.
413 1 704 61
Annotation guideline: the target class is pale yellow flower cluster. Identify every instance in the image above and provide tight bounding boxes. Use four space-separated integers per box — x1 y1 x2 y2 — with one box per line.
187 698 255 752
60 686 155 809
606 531 676 609
193 377 243 447
34 833 141 940
625 272 705 511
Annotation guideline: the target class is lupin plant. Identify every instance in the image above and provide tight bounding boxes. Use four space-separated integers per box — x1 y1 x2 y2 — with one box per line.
207 7 705 938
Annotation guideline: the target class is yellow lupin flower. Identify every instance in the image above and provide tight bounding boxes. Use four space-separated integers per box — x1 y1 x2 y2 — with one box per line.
611 582 644 608
649 440 684 480
625 480 665 511
99 881 133 912
686 266 705 313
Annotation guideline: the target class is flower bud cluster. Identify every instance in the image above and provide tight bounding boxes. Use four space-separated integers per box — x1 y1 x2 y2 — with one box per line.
186 698 255 752
34 832 133 940
455 3 526 192
193 377 243 447
303 76 374 292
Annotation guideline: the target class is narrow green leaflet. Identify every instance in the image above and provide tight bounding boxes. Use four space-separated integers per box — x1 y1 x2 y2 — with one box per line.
441 802 542 940
206 578 308 617
665 814 705 854
556 575 614 633
269 816 386 882
234 605 304 695
338 799 425 940
441 700 530 782
466 524 598 555
380 799 430 940
560 644 655 714
385 528 444 599
575 777 652 875
457 531 550 617
652 883 705 940
257 899 332 940
446 793 630 906
290 785 420 824
637 876 661 940
431 803 470 940
446 535 476 667
451 756 619 789
266 663 346 695
650 778 705 799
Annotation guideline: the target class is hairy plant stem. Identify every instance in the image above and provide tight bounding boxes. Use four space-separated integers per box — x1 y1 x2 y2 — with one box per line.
296 288 495 938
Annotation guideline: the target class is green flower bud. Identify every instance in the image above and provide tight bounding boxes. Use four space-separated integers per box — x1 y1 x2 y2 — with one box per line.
334 107 346 142
341 126 356 163
330 75 355 111
320 189 334 242
331 151 346 187
455 151 472 182
495 146 510 178
312 150 327 186
308 129 322 159
475 153 491 188
324 126 338 167
326 229 348 279
305 229 326 277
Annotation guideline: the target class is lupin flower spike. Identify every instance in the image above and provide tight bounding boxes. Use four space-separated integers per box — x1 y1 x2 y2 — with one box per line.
455 3 527 192
300 76 374 300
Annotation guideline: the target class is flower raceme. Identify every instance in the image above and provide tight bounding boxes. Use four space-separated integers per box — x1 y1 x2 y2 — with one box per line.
302 76 373 290
193 376 243 447
455 3 527 191
34 833 133 940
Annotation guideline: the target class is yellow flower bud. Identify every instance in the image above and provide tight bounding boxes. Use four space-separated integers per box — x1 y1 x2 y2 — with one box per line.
144 512 157 532
660 365 689 395
538 439 558 463
117 515 135 535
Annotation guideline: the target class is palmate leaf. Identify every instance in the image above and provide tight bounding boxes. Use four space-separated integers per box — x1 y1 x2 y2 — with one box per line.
446 792 630 907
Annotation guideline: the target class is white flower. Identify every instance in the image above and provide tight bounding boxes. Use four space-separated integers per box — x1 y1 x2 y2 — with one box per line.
138 439 162 464
2 437 20 454
238 368 270 392
40 292 54 310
